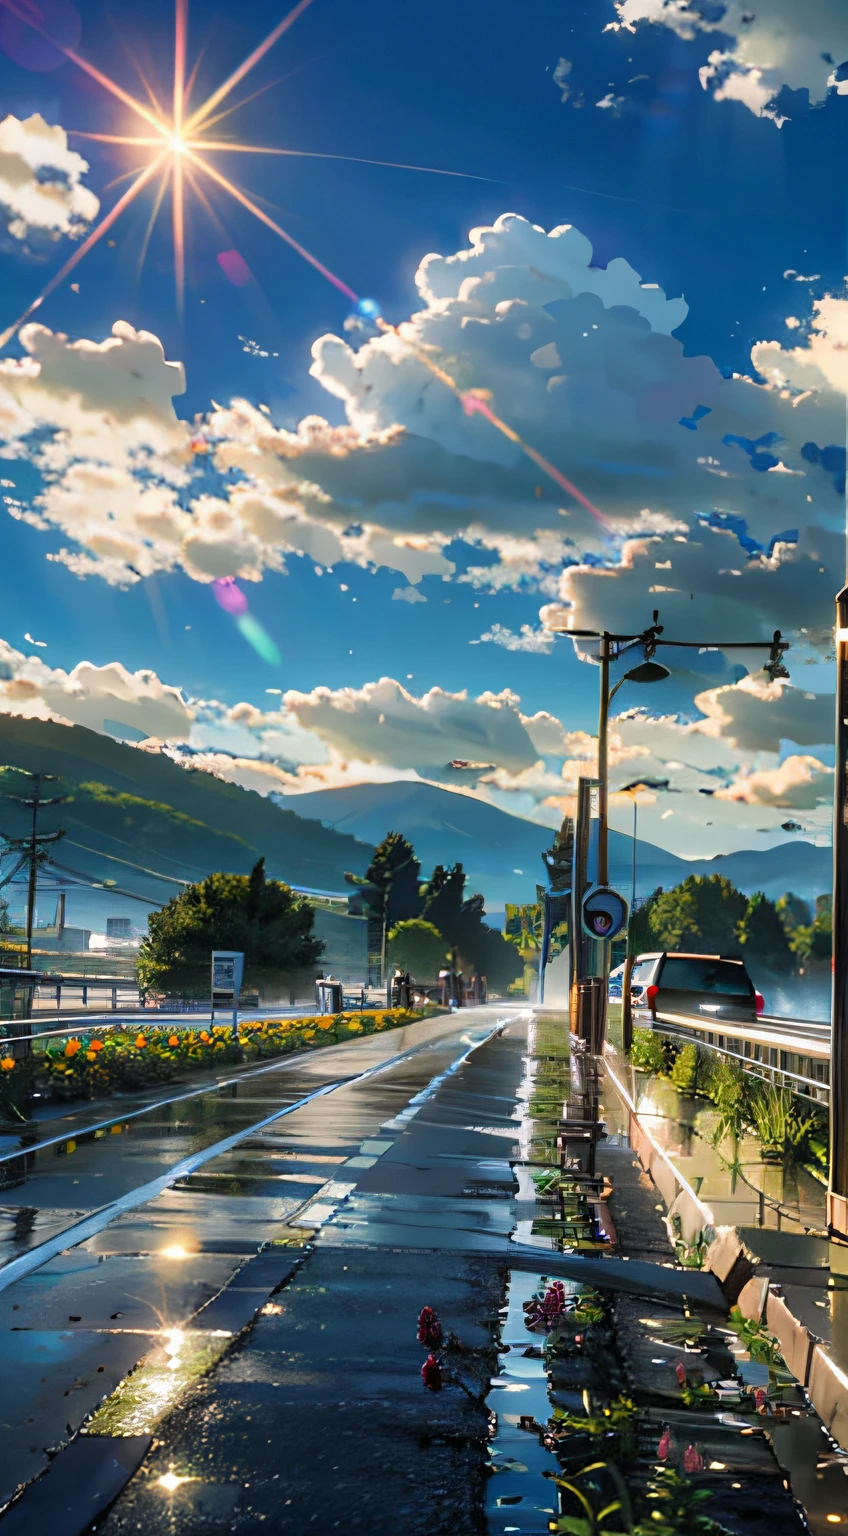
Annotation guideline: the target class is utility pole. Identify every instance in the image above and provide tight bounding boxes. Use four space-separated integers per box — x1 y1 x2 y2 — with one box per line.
0 770 66 969
597 635 611 888
831 586 848 1243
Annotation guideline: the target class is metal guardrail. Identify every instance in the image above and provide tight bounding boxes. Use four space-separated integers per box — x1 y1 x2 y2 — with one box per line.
650 1007 831 1104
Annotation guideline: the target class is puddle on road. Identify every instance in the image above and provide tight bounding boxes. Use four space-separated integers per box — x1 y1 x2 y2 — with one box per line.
484 1012 846 1536
485 1271 563 1534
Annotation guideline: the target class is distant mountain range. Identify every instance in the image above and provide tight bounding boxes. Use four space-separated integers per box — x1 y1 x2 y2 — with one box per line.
0 716 373 931
0 717 829 934
275 779 832 908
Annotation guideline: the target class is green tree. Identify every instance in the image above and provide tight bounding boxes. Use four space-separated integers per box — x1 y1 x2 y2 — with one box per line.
648 874 746 955
738 891 793 969
388 918 447 979
138 857 323 996
421 862 522 990
627 886 662 957
345 832 422 929
790 892 832 965
775 891 811 935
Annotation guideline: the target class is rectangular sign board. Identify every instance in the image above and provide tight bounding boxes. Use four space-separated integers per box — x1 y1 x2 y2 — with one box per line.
211 951 244 997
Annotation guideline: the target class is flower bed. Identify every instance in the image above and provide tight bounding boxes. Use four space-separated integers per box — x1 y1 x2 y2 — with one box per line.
0 1008 437 1114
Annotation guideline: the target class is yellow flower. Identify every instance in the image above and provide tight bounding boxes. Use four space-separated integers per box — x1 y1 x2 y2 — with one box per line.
303 1029 316 1040
346 1021 362 1033
64 1038 81 1058
199 1031 210 1043
0 1057 14 1072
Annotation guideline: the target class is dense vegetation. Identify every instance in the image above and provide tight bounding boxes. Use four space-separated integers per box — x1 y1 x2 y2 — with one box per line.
0 1008 431 1114
138 858 323 997
629 872 831 970
630 1030 828 1169
349 831 523 988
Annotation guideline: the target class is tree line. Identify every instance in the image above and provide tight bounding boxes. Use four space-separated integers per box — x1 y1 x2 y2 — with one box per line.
346 831 523 990
628 873 831 970
135 832 523 998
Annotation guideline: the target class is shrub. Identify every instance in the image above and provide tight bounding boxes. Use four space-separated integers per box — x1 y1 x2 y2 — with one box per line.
630 1028 671 1074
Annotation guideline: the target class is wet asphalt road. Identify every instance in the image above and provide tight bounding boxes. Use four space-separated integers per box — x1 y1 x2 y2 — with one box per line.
0 1007 524 1516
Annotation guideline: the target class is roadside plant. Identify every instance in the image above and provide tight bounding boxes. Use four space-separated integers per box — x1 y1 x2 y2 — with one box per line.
417 1306 443 1347
571 1290 607 1327
421 1353 442 1391
728 1306 785 1368
669 1044 711 1097
668 1213 709 1270
633 1466 724 1534
549 1457 634 1536
550 1394 638 1462
709 1058 752 1147
0 1008 431 1107
629 1029 669 1074
746 1081 828 1167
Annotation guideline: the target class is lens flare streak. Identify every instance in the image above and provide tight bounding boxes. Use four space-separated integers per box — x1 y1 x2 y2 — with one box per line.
374 321 610 527
0 0 606 526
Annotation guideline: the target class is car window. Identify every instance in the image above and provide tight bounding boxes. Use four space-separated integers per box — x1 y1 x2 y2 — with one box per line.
658 957 753 996
630 959 657 987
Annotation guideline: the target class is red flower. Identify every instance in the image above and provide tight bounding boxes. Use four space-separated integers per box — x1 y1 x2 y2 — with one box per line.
675 1361 687 1385
421 1353 442 1391
417 1306 443 1347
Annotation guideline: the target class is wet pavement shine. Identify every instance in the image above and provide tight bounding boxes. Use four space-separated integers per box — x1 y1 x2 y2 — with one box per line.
0 1007 521 1520
0 1008 846 1534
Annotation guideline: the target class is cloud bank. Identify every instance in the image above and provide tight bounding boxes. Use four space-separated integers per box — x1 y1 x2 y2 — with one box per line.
0 114 99 242
1 213 843 695
606 1 848 122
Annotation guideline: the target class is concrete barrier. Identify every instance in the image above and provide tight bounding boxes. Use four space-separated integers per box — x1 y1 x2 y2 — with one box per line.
602 1045 848 1445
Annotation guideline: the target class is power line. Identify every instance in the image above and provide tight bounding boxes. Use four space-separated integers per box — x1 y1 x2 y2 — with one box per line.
0 770 67 967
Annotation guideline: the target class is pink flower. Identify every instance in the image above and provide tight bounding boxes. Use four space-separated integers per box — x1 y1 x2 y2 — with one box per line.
683 1443 704 1473
657 1427 676 1462
675 1361 687 1386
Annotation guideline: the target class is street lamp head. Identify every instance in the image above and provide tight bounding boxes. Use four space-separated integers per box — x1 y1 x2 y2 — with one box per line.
622 660 670 686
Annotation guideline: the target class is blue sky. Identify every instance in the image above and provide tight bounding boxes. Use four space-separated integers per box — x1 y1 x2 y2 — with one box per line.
0 0 845 858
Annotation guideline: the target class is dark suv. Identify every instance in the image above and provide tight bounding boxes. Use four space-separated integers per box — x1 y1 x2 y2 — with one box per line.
630 951 763 1026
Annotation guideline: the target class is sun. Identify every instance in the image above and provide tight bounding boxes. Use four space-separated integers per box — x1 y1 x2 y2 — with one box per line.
0 0 600 519
0 0 504 350
0 0 365 347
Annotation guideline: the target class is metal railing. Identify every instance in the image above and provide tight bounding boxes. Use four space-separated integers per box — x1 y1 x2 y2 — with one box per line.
650 1007 831 1105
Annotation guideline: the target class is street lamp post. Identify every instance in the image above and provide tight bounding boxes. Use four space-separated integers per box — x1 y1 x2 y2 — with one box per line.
545 613 790 1050
618 777 670 1052
619 777 671 912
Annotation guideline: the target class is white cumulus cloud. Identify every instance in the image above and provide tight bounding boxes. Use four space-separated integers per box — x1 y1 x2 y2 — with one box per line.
0 638 193 739
606 0 848 122
0 114 99 241
282 677 539 777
